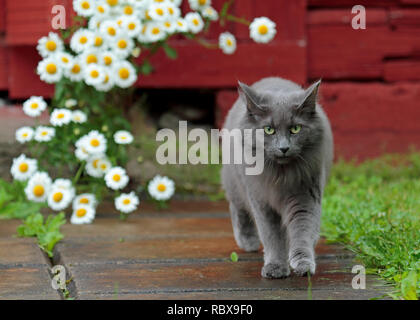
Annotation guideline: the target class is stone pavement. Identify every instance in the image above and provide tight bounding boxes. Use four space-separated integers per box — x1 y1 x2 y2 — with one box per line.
0 201 390 300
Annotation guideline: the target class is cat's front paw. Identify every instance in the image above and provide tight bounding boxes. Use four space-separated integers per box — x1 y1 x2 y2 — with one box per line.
261 263 291 279
290 258 316 276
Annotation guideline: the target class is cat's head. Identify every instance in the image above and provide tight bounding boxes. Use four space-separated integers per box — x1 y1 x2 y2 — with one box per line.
238 80 323 164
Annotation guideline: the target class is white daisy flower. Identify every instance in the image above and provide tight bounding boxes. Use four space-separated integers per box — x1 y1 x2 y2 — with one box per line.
52 178 75 197
128 0 150 9
97 157 112 174
37 32 64 58
99 51 117 68
185 12 204 34
15 127 34 144
121 16 142 37
94 70 115 92
90 32 107 50
219 32 236 55
65 99 78 108
34 126 55 142
137 24 153 43
88 16 103 30
113 61 137 88
148 175 175 201
105 166 129 190
70 204 95 224
115 191 139 214
56 52 74 69
85 154 106 177
72 110 87 123
65 59 84 82
145 22 166 42
22 96 47 117
50 108 72 127
120 3 138 16
73 0 95 17
37 57 62 83
162 20 177 34
249 17 277 43
73 193 97 208
175 18 189 33
114 130 133 144
166 3 181 20
202 6 218 21
100 20 122 41
169 0 182 6
111 34 135 59
75 147 90 161
105 0 120 7
48 187 73 211
188 0 211 11
85 64 107 86
11 154 37 181
80 49 101 66
70 28 93 53
83 130 107 154
25 172 52 203
93 1 111 18
148 3 169 21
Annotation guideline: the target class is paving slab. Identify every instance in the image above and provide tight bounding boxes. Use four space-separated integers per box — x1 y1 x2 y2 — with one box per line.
0 220 61 300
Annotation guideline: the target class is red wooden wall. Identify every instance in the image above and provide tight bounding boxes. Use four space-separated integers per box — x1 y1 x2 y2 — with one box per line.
1 0 420 159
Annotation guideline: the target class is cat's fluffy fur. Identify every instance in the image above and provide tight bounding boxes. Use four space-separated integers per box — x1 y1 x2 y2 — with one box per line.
222 77 333 278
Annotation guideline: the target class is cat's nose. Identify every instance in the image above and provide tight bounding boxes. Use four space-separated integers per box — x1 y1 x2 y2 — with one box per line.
280 147 289 154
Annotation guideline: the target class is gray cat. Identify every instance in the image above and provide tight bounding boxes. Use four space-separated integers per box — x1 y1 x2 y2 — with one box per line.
221 77 333 278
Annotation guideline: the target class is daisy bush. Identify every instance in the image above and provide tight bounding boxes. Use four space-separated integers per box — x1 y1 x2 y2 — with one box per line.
11 0 276 224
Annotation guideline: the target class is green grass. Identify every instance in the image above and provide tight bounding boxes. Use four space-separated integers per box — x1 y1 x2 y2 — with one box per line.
322 153 420 300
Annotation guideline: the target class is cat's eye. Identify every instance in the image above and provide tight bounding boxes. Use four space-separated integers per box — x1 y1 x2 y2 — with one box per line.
290 125 302 134
264 126 275 135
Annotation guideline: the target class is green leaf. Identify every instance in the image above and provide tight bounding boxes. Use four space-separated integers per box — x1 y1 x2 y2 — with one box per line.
230 251 238 262
162 43 178 60
140 60 154 75
401 271 418 300
0 201 46 220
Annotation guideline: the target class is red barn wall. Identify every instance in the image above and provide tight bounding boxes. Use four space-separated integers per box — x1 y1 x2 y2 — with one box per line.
0 0 420 160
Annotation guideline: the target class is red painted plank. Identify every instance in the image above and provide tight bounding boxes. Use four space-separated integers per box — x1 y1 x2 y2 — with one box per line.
308 9 387 26
0 42 7 90
384 60 420 81
0 0 5 33
308 0 398 7
390 9 420 27
8 46 54 98
139 40 306 88
399 0 420 4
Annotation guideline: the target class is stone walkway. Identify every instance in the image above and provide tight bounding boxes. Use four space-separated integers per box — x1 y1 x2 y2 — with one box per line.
0 201 389 300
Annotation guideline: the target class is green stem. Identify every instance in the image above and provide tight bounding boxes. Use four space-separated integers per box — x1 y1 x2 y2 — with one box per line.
73 162 85 185
226 14 250 26
194 37 218 49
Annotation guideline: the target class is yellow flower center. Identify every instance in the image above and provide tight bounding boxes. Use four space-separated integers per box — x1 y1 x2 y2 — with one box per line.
41 131 48 136
90 139 100 147
157 184 166 192
53 192 63 202
23 133 28 138
46 63 57 74
19 163 28 172
258 25 268 35
94 37 103 46
198 0 207 5
86 54 97 64
124 6 133 14
80 198 89 204
119 68 130 79
81 1 90 9
104 56 112 65
168 7 174 15
128 23 136 30
123 198 131 205
165 22 171 28
103 75 109 84
31 102 39 109
108 27 116 36
113 174 121 182
33 185 45 197
71 64 81 74
79 36 88 44
193 19 200 26
57 113 65 119
118 39 127 49
90 70 99 78
76 208 87 217
156 8 164 16
151 27 160 35
97 5 105 13
61 56 69 63
92 159 99 168
45 40 57 51
100 163 107 170
107 0 118 6
226 39 233 46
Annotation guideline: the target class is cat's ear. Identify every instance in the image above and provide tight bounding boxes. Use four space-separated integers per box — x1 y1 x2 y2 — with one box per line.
238 81 267 117
298 79 321 113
